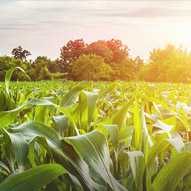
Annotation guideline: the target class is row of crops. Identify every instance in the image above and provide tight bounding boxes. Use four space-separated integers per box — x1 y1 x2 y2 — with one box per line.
1 71 191 190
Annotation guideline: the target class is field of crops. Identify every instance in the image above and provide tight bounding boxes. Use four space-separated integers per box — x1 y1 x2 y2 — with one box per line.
1 77 191 190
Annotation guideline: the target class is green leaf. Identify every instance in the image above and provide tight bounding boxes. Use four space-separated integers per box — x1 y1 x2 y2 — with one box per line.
153 152 191 191
61 84 85 107
126 151 144 181
53 115 69 136
83 90 98 124
1 129 28 171
64 130 127 191
0 164 66 191
10 121 98 191
5 67 30 96
0 98 56 128
112 104 129 129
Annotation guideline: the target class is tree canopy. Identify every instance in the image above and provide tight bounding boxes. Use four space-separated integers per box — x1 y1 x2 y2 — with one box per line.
71 54 112 81
11 46 31 61
1 42 191 83
59 39 140 80
140 45 191 83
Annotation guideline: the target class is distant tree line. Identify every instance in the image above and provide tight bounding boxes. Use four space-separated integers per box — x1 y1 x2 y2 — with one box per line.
1 40 191 82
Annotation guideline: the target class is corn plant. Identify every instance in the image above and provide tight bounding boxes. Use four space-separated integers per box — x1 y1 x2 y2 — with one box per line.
1 68 191 190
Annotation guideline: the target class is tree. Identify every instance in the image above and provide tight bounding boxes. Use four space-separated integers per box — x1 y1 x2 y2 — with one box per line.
30 56 65 80
86 40 113 63
11 46 31 61
71 54 112 81
106 39 129 63
85 39 129 64
30 56 53 80
60 39 87 73
140 45 191 82
48 58 63 73
59 39 130 79
111 56 144 80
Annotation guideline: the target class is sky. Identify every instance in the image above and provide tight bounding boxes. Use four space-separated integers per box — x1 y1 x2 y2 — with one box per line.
1 0 191 60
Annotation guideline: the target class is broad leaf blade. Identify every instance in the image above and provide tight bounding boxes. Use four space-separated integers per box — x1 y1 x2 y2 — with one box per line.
0 164 66 191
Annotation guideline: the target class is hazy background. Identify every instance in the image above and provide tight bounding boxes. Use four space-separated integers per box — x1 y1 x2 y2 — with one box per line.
1 0 191 60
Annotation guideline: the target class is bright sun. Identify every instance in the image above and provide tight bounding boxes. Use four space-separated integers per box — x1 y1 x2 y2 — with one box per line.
171 23 191 46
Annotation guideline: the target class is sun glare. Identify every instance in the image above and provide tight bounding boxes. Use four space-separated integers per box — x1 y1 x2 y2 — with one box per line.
169 22 191 48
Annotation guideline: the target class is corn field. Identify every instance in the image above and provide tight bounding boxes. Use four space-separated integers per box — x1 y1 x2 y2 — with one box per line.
1 69 191 191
